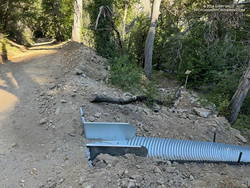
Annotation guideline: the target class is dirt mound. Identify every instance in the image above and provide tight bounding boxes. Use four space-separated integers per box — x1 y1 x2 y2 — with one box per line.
55 42 250 187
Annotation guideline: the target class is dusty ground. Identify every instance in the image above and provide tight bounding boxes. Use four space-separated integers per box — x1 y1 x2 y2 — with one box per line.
1 42 250 188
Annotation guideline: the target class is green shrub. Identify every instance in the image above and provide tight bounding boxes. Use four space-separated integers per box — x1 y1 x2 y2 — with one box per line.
109 55 160 107
109 55 143 92
153 14 250 123
127 14 150 65
233 114 250 130
40 0 73 41
142 80 159 106
154 16 250 86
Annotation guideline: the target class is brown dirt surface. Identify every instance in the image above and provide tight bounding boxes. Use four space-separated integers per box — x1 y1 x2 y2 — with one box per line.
0 41 250 188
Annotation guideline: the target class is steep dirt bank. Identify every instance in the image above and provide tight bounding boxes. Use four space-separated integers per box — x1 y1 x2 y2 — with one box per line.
59 42 250 188
0 41 250 188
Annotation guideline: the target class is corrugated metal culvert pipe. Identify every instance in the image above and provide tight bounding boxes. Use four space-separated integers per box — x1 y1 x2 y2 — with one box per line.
80 108 250 163
125 136 250 163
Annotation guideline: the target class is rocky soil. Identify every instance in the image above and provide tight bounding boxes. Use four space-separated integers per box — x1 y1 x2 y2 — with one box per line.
1 42 250 188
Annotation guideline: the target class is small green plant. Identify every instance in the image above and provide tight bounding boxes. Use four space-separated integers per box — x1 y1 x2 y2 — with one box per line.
233 115 250 130
205 92 230 117
162 93 175 107
109 55 143 92
142 80 159 106
109 55 160 107
217 98 230 117
197 97 210 107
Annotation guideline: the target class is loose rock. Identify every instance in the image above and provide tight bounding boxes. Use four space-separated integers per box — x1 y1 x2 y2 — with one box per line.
39 118 47 125
193 107 212 118
75 69 83 75
236 134 247 143
60 99 67 103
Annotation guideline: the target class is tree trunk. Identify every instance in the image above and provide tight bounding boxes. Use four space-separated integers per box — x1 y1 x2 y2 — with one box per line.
72 0 82 42
141 0 152 17
3 0 10 31
229 61 250 124
1 40 8 62
144 0 162 79
122 2 128 41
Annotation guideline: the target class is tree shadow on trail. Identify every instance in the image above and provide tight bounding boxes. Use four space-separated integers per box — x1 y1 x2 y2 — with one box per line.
0 49 61 153
0 58 36 99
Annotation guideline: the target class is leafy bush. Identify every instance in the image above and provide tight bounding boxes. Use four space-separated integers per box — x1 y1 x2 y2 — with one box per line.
201 67 246 117
153 12 250 120
127 15 150 65
85 0 123 58
234 114 250 130
109 54 159 106
109 55 143 92
156 19 249 86
40 0 73 41
142 80 160 106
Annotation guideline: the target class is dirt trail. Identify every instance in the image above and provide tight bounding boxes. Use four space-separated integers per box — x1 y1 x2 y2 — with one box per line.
0 43 87 188
1 42 250 188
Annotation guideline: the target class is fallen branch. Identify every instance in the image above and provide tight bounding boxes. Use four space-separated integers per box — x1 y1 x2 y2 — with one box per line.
91 95 164 105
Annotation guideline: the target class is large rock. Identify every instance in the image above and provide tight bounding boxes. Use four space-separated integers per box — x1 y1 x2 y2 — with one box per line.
93 154 119 168
193 107 212 118
75 68 83 75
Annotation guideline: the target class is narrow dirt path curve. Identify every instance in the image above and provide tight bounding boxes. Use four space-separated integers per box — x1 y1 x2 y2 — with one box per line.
0 43 87 188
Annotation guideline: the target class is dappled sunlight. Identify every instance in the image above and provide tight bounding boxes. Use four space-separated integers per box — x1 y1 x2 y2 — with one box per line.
0 89 18 119
9 49 58 64
0 41 67 121
28 40 70 50
3 41 70 64
32 39 56 47
0 79 7 87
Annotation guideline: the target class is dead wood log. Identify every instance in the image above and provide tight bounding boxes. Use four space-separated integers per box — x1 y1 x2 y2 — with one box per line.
91 95 163 105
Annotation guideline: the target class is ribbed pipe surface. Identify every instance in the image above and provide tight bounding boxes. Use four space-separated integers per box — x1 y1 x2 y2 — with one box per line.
124 136 250 163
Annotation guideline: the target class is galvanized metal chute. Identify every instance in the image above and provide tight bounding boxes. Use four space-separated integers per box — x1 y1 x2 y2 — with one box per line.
80 107 250 164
